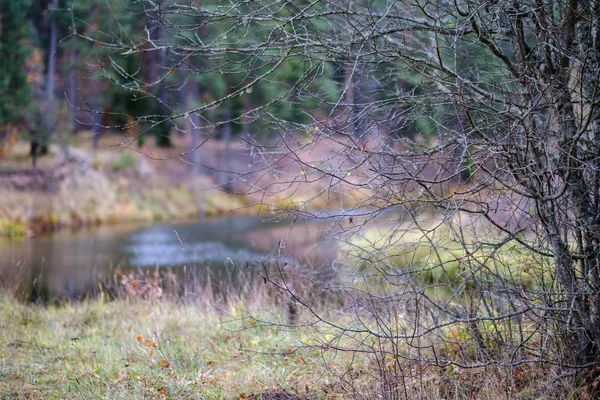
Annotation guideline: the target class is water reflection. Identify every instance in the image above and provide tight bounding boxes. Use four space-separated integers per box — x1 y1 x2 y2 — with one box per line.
125 219 268 267
127 240 261 267
0 216 317 301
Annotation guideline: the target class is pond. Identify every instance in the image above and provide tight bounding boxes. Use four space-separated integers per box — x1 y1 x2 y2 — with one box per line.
0 216 339 302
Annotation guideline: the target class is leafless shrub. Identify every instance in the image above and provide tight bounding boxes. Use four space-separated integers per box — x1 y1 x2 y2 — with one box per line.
80 0 600 396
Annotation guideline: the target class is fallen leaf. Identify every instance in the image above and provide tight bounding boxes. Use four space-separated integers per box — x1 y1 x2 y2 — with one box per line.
158 387 168 399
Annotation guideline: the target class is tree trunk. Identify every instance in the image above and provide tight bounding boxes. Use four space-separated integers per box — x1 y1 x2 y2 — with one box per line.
46 8 57 104
155 34 172 147
91 81 103 150
188 81 202 173
30 141 39 168
341 54 355 135
221 74 234 191
68 50 78 129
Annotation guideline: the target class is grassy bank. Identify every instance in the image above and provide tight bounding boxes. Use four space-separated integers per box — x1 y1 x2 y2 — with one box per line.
0 295 347 399
0 288 587 400
0 140 255 237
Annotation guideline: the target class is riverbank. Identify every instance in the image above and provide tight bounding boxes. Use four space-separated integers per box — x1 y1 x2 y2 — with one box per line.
0 134 372 237
0 268 369 399
0 140 242 237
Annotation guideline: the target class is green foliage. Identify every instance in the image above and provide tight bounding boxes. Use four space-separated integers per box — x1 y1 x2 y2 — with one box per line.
0 0 32 126
111 152 137 172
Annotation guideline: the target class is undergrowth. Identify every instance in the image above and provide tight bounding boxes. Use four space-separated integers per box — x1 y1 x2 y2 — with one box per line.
0 268 589 400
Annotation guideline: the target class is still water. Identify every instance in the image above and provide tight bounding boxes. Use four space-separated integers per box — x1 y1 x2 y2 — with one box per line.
0 216 334 301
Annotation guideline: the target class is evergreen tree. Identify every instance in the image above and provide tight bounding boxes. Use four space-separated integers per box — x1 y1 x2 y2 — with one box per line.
0 0 32 129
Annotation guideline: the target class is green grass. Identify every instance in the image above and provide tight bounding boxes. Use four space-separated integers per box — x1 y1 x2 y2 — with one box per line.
0 296 346 399
0 282 583 400
0 219 27 237
338 215 551 291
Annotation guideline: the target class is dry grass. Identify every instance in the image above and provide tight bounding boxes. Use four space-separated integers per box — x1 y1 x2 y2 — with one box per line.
0 135 374 236
0 265 586 400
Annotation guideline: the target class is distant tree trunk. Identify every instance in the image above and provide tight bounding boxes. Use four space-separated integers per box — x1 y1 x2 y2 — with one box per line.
241 79 253 138
91 79 103 150
155 37 172 147
176 71 188 137
143 4 171 147
222 109 233 191
188 81 202 172
221 74 233 191
91 117 102 149
30 141 40 168
46 7 57 104
143 2 160 86
89 5 103 149
68 50 78 130
30 0 59 165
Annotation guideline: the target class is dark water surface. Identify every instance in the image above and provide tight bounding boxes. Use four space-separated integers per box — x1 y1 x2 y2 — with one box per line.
0 216 333 301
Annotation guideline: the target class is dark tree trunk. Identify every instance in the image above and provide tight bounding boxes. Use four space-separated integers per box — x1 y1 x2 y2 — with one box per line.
143 6 171 148
30 141 40 168
90 79 103 150
92 112 102 150
155 40 172 147
68 50 78 128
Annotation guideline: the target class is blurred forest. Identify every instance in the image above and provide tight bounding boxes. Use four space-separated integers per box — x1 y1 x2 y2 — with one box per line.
0 0 437 166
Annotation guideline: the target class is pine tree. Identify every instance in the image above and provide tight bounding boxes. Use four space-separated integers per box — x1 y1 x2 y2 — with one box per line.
0 0 32 129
